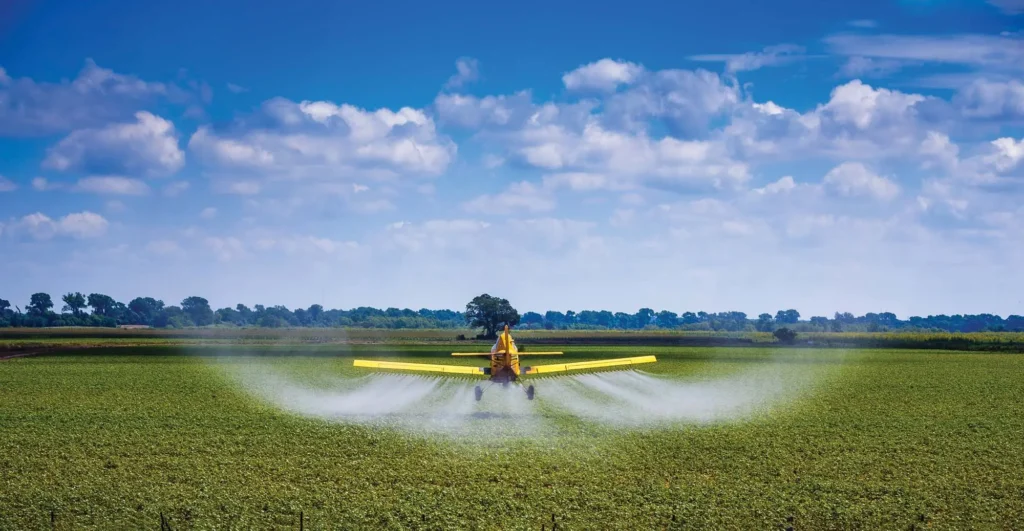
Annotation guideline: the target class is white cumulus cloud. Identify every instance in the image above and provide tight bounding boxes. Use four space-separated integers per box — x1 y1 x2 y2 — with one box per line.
752 176 797 195
563 59 644 92
953 79 1024 121
43 111 185 177
722 80 945 162
823 162 900 201
511 120 750 192
7 211 109 240
0 59 204 136
602 68 741 135
189 98 455 182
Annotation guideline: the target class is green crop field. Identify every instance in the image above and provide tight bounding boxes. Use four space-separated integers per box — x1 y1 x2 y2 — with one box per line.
2 344 1023 530
5 327 1024 355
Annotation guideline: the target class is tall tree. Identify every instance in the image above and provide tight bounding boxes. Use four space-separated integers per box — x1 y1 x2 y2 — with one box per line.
27 293 53 316
521 311 544 326
834 311 855 324
162 305 189 328
0 298 11 327
87 293 116 317
293 308 310 326
543 311 565 329
128 297 165 325
61 292 87 316
464 294 520 338
635 308 655 327
576 310 600 326
655 310 678 328
756 313 774 332
307 304 324 323
613 312 633 329
215 307 241 325
235 304 253 325
775 309 800 324
181 296 214 326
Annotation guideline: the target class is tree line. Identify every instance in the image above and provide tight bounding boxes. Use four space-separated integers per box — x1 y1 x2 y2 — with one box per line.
0 292 465 329
517 308 1024 333
1 291 1022 334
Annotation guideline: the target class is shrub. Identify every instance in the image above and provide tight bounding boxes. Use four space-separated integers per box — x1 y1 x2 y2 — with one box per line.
774 327 798 343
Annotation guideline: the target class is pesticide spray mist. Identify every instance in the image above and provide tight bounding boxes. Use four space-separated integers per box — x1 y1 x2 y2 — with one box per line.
220 362 547 439
212 344 847 441
538 361 823 428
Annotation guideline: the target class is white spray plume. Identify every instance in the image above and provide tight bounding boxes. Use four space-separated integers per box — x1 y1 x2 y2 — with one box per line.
218 359 549 440
214 348 847 440
538 363 819 428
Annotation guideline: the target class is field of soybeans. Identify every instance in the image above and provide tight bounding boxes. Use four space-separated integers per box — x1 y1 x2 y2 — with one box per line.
2 333 1023 529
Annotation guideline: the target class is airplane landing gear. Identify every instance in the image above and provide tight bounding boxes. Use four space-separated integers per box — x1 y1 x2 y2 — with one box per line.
474 385 483 401
526 385 535 400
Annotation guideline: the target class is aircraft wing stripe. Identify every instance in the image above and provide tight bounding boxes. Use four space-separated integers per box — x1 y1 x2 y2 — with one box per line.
353 359 485 375
452 349 509 356
522 355 656 375
450 350 563 356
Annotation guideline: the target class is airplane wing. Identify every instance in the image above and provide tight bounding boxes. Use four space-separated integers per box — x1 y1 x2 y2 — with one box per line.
516 351 563 356
521 355 656 375
353 359 486 375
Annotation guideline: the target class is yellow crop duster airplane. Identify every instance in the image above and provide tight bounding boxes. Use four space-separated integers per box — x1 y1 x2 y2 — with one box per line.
353 325 656 401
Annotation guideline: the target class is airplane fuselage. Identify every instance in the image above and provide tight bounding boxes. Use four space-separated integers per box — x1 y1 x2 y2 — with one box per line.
487 327 522 384
475 327 533 400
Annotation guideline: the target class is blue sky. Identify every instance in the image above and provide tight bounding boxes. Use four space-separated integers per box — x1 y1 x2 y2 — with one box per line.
1 0 1023 318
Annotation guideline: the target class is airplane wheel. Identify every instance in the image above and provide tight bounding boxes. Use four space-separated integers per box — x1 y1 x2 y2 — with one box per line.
474 385 483 401
526 385 535 400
